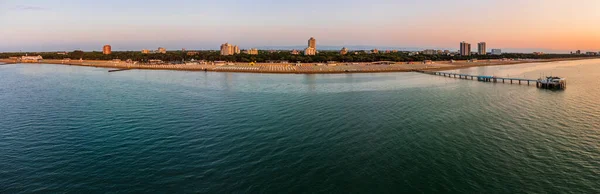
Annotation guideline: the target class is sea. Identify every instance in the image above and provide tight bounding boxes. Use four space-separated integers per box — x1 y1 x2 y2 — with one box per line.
1 60 599 193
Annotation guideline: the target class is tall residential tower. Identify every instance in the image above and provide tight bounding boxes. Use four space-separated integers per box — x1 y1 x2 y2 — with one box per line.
103 45 112 55
478 42 487 55
460 41 471 56
308 37 316 49
304 37 317 56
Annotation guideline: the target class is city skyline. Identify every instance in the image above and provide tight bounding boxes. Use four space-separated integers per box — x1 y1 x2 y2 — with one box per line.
1 0 599 53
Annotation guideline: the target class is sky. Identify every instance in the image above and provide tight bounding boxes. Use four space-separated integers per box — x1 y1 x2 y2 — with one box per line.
1 0 599 53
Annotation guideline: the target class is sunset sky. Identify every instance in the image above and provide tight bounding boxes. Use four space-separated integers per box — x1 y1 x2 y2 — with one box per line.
1 0 599 53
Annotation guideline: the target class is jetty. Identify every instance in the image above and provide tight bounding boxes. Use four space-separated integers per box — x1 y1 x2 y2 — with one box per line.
417 71 566 90
108 69 131 73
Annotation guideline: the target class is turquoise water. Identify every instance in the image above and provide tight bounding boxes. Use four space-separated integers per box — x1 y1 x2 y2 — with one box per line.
1 60 599 193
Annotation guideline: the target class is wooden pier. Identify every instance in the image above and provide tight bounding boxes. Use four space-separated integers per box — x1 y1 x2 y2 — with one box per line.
416 70 566 89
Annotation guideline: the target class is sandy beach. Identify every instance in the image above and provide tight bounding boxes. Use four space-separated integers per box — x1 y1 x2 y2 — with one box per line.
0 58 595 74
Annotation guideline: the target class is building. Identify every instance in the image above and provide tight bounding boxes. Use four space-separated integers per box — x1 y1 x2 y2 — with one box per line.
460 41 471 56
422 49 436 55
290 50 299 55
308 37 316 49
220 43 240 55
20 55 43 63
576 50 581 55
244 48 259 55
220 43 240 56
142 49 150 54
148 59 164 64
187 52 199 56
478 42 486 55
533 52 545 55
491 49 502 55
234 45 240 54
372 49 379 54
304 48 316 56
157 47 167 54
304 37 317 56
103 45 112 55
340 47 348 55
585 52 597 56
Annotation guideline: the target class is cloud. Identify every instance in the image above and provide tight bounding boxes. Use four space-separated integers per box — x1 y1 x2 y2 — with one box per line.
14 5 48 11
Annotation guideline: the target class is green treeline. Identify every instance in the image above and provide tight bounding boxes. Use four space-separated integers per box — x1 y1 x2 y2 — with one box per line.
0 50 594 63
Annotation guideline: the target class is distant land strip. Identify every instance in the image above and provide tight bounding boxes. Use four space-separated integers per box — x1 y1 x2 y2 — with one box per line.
0 58 596 74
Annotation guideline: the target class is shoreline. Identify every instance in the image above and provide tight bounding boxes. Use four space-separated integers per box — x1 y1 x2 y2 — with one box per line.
0 58 596 74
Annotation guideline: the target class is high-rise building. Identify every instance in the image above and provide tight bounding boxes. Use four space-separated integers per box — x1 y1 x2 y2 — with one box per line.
304 37 317 56
220 43 240 56
103 45 112 55
308 37 316 49
478 42 486 55
340 47 348 55
491 49 502 55
576 50 581 55
460 41 471 56
157 47 166 54
233 45 240 54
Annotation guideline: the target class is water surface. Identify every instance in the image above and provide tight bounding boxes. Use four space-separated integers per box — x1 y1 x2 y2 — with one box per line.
1 60 599 193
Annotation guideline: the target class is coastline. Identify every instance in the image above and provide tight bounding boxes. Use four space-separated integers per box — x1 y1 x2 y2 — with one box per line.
0 58 596 74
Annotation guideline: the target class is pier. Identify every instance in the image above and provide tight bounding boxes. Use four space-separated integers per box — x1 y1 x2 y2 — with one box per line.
108 69 132 73
417 71 566 90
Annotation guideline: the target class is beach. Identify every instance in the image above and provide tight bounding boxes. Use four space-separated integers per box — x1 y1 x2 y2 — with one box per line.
0 58 594 73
